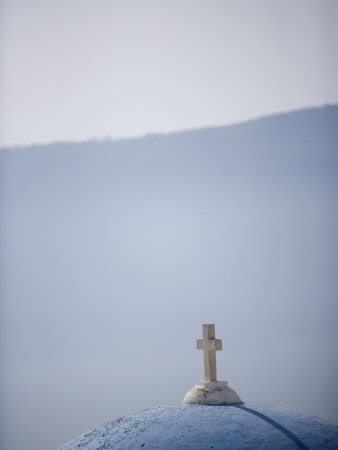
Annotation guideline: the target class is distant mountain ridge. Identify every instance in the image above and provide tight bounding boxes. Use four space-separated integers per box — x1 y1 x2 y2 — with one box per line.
1 104 337 151
1 105 336 196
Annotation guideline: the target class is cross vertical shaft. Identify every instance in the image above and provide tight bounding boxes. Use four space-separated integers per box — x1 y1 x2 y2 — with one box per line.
203 324 217 381
197 324 222 382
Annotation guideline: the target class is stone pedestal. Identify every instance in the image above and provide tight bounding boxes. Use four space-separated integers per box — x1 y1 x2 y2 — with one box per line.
183 380 242 405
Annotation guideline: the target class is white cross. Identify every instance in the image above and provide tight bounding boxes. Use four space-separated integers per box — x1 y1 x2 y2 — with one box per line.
197 324 222 382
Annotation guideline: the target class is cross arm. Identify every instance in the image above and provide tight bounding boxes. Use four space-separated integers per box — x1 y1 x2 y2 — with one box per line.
215 339 222 351
197 338 222 351
197 339 204 350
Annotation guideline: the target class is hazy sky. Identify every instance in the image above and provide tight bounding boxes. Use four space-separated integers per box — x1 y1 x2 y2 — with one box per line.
0 0 337 147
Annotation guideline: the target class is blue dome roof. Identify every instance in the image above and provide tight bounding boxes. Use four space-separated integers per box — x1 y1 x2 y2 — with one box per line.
59 403 338 449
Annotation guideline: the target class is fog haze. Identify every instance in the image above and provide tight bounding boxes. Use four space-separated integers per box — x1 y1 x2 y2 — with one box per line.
1 106 337 449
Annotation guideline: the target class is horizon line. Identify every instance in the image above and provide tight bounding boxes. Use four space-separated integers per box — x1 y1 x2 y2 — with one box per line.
1 103 337 151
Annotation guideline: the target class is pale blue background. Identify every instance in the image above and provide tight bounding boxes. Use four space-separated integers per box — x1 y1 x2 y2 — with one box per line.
1 106 338 449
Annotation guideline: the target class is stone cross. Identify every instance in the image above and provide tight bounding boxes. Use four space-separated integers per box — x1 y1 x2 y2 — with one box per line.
197 324 222 382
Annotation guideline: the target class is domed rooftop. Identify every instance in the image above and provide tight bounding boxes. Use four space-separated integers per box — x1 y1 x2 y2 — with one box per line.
59 325 338 449
59 403 338 449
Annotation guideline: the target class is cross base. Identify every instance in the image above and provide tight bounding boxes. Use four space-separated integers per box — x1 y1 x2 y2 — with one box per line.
183 380 242 405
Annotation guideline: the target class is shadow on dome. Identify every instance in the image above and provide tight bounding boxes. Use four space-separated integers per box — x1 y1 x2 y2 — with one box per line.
201 403 309 449
232 404 309 450
186 402 309 449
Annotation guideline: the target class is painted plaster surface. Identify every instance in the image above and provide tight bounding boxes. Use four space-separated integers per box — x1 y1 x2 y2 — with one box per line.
58 403 338 450
183 380 242 405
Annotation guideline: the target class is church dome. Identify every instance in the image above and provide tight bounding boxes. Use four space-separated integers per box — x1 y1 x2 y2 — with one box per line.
59 403 338 449
59 325 338 449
